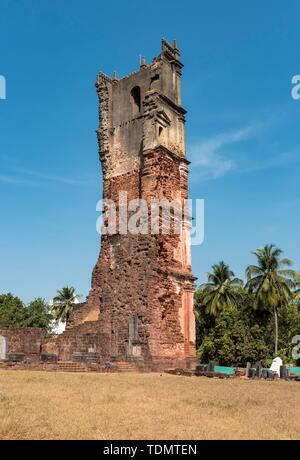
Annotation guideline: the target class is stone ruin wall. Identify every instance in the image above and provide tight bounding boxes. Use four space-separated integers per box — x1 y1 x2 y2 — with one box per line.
0 327 43 363
2 40 197 372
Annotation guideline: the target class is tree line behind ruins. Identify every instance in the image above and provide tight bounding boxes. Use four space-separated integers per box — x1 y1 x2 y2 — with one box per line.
1 243 299 367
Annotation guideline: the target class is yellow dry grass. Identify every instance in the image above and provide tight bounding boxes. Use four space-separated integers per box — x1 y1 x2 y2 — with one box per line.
0 370 299 440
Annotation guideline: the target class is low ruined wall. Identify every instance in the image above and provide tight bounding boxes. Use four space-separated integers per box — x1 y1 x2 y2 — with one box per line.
0 327 43 362
43 320 110 362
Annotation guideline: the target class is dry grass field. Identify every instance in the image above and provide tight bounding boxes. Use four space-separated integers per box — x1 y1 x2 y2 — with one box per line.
0 369 299 440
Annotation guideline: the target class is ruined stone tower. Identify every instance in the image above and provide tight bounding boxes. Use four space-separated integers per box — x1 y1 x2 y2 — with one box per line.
54 39 196 370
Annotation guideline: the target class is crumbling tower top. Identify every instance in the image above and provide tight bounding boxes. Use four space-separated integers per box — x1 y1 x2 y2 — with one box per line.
95 39 187 180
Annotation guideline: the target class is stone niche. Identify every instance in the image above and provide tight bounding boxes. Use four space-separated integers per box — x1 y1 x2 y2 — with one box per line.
126 316 142 358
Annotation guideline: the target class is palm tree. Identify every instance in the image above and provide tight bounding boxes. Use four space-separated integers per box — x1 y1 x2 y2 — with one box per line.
51 286 81 324
246 244 295 354
292 271 300 308
293 271 300 292
199 261 243 317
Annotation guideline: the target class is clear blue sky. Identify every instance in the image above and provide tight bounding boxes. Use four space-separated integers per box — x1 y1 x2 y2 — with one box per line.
0 0 299 303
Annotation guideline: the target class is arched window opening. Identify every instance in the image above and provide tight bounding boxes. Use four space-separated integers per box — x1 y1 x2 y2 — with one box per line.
159 126 163 137
150 74 160 90
131 86 141 116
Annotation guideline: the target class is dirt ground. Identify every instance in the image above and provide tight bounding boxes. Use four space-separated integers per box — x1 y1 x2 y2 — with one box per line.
0 370 299 440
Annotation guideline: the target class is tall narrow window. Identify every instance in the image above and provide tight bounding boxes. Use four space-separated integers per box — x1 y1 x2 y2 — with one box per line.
131 86 141 116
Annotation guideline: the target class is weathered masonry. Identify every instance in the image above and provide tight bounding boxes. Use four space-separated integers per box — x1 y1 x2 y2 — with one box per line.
52 39 197 370
1 39 197 372
0 328 42 363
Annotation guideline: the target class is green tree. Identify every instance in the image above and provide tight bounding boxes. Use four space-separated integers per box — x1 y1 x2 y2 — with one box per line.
24 298 53 336
194 288 215 348
0 293 26 327
277 301 300 363
198 261 243 317
197 306 271 366
292 271 300 307
51 286 80 323
246 244 295 354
